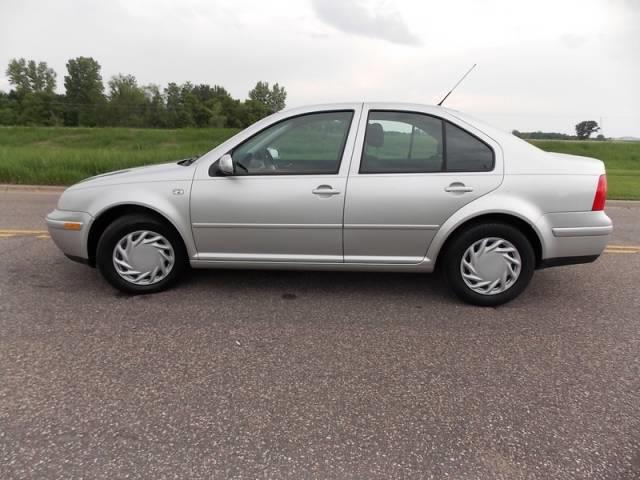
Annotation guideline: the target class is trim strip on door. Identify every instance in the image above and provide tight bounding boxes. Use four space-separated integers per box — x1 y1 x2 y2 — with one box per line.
344 224 439 230
196 253 343 262
192 223 342 229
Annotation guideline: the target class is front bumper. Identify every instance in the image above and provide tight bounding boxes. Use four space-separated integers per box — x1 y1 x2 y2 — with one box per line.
536 210 613 267
46 209 93 261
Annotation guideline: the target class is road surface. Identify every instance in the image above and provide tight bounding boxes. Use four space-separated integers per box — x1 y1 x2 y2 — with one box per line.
1 189 639 479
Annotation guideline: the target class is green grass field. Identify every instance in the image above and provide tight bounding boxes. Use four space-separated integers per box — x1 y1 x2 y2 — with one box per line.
0 127 638 199
0 127 240 185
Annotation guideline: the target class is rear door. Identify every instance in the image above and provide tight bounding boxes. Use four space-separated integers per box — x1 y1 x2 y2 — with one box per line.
343 104 503 264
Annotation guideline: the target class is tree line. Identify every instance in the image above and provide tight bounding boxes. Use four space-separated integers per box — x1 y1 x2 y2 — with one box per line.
0 57 287 128
513 120 605 141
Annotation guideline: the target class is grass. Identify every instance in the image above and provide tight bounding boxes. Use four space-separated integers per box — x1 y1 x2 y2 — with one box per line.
0 127 638 199
0 127 239 185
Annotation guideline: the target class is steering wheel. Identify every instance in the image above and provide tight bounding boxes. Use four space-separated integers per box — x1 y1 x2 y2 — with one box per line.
257 148 277 171
240 149 277 173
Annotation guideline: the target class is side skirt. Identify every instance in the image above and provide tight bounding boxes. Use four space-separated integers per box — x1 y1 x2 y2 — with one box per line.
189 259 435 273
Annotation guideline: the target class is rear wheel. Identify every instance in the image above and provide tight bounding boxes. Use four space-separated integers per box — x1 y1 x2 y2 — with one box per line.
443 223 535 306
96 214 187 294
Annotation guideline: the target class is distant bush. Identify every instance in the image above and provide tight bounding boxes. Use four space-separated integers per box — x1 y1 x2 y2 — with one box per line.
512 130 576 140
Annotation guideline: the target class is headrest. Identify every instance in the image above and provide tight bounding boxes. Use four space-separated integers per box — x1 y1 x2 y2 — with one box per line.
365 122 384 148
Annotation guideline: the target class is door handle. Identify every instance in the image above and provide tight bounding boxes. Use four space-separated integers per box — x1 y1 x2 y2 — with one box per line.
445 182 474 193
312 185 341 196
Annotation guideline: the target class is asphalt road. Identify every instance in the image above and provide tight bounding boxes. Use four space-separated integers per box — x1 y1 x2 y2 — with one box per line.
1 189 639 479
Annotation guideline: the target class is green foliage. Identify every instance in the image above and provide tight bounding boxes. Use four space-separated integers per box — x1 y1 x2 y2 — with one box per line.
63 57 106 126
513 130 575 140
5 58 60 126
106 74 147 127
575 120 600 140
0 91 18 125
6 58 57 93
248 81 287 114
1 57 287 130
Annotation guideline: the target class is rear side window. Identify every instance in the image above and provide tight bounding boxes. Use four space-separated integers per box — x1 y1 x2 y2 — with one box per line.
445 122 494 171
360 110 494 174
361 111 443 173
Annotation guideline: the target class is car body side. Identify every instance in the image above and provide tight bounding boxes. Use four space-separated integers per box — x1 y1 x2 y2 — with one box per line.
46 102 612 271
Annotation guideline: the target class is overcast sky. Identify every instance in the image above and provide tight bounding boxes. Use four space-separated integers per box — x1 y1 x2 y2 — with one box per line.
1 0 638 136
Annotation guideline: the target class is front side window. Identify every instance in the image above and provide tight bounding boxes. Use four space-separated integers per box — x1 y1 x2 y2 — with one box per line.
231 111 353 175
360 110 494 174
360 111 443 174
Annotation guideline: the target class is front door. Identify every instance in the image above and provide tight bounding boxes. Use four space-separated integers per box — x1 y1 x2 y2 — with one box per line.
190 108 360 263
343 106 503 264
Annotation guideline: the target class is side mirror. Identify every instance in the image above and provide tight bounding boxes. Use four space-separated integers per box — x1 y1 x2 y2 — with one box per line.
218 154 234 175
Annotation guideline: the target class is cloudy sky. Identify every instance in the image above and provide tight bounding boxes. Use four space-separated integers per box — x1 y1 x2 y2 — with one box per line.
1 0 638 136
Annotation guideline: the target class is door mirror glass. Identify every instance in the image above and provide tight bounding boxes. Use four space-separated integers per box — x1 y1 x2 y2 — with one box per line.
218 153 234 175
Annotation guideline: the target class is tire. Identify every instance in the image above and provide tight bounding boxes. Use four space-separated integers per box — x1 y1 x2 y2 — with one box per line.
96 213 188 294
442 222 535 306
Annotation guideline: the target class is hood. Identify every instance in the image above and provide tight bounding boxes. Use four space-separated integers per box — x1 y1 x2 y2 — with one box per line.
69 161 196 190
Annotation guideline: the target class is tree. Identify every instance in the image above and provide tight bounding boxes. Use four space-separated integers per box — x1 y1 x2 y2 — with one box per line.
268 83 287 112
165 82 195 128
6 58 56 93
0 55 288 128
242 99 270 126
248 81 287 115
107 74 147 127
209 86 244 128
5 58 59 125
0 90 18 125
64 57 105 126
143 84 168 128
575 120 599 140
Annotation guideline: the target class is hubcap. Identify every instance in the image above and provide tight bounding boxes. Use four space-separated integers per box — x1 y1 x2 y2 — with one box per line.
112 230 175 286
460 237 521 295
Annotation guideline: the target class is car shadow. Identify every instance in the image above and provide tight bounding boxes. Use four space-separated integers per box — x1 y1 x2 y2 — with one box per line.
182 267 453 302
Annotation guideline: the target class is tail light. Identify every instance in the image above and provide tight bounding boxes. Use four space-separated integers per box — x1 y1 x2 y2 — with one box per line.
592 174 607 211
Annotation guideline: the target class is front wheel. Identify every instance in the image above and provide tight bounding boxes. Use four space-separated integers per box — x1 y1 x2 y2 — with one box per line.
96 214 187 294
442 223 535 306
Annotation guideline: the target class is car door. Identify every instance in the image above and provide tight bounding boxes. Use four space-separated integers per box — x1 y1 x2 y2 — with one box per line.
190 106 362 263
343 105 503 264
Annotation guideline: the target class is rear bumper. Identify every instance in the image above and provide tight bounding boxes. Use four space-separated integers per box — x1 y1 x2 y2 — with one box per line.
46 209 93 262
536 211 612 267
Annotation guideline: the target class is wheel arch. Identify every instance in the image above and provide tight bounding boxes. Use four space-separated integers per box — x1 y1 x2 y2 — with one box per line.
432 212 544 270
87 204 189 267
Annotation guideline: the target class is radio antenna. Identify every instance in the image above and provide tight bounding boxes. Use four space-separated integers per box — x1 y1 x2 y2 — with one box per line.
437 63 477 106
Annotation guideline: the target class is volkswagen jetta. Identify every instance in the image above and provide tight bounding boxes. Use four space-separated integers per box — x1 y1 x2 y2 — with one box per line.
46 103 612 305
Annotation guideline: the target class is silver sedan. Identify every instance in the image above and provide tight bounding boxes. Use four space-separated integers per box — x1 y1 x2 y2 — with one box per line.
46 103 612 305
